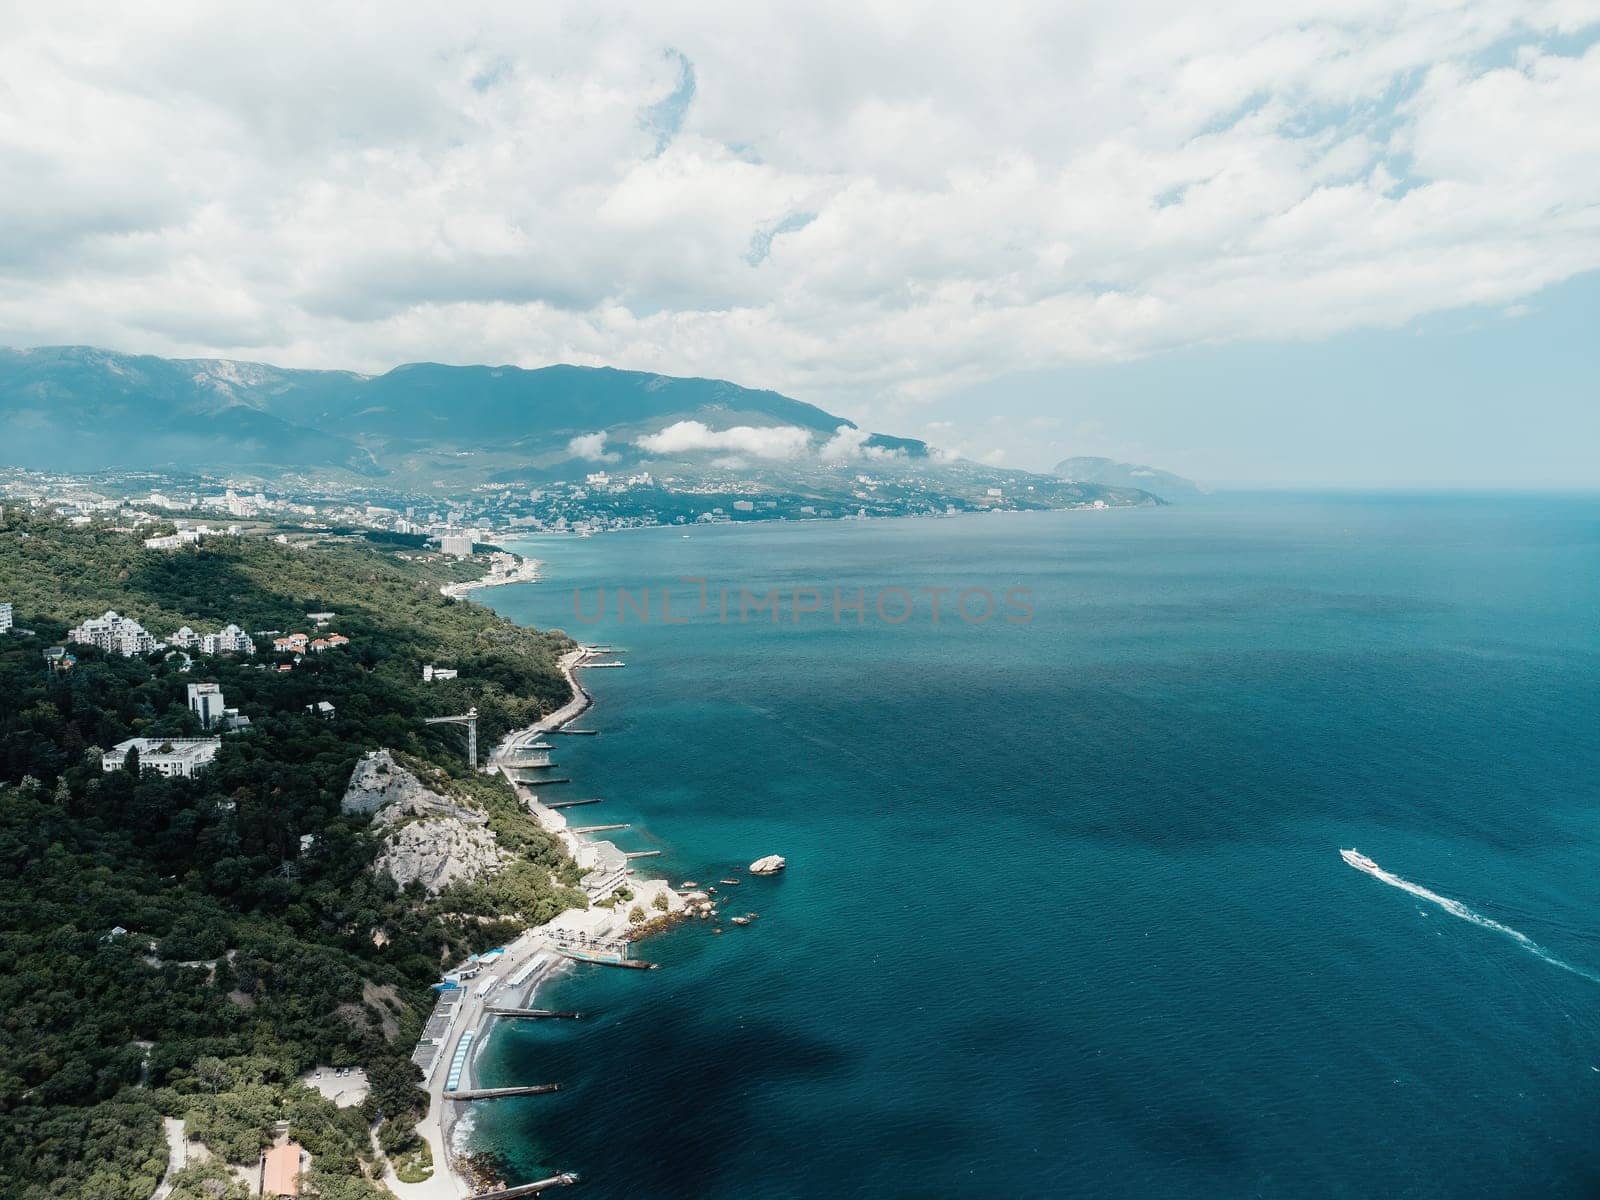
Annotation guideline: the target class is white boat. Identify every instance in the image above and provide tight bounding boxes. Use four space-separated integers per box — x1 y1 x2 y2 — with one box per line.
1340 848 1380 875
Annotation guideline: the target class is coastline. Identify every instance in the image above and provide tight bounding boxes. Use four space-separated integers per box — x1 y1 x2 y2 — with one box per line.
405 642 686 1198
438 553 543 599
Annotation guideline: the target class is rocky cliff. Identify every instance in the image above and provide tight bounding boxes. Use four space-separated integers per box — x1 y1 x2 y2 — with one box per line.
342 749 508 893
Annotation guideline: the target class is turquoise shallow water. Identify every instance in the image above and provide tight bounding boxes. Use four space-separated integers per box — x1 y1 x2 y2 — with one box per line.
471 495 1600 1199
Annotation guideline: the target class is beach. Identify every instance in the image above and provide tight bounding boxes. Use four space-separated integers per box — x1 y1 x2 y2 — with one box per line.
395 643 686 1199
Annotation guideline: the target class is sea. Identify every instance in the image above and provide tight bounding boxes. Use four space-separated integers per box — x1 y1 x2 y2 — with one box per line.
468 493 1600 1199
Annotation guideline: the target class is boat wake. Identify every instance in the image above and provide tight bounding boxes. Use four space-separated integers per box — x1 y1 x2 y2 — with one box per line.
1341 849 1600 984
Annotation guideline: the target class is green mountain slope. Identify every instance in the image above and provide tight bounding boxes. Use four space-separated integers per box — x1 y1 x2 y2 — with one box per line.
0 346 924 478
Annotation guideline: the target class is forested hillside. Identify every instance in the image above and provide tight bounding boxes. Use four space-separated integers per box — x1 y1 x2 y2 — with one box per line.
0 514 583 1198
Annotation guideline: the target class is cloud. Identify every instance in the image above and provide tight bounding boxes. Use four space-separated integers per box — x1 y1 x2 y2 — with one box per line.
567 431 617 461
0 3 1596 417
635 419 813 458
819 424 904 461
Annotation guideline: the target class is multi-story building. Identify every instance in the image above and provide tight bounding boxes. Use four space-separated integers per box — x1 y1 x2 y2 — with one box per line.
69 611 157 657
186 683 226 730
101 737 221 777
201 624 254 655
173 623 254 655
143 530 201 551
0 602 11 634
578 840 629 901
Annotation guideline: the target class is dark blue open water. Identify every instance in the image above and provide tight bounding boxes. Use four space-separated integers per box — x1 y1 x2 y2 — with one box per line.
473 495 1600 1199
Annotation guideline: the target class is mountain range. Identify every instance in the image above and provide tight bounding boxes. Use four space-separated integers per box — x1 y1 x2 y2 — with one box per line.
0 346 924 484
1051 456 1206 500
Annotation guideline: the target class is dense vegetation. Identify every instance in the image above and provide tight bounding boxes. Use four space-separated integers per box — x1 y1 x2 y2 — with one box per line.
0 513 581 1197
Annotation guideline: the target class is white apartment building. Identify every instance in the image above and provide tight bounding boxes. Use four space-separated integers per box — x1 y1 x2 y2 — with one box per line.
0 602 11 634
186 683 226 730
439 533 475 557
101 737 220 777
201 624 255 655
170 623 254 655
69 611 157 657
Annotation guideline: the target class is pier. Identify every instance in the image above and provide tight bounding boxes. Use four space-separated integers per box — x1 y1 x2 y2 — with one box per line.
549 728 598 736
570 823 629 834
470 1174 580 1200
624 850 661 859
553 946 659 970
485 1007 583 1019
444 1083 561 1100
501 753 555 768
544 798 602 810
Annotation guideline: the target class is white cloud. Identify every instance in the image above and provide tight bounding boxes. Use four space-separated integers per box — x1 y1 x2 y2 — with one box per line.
567 431 617 461
635 419 813 458
818 425 904 461
0 3 1597 416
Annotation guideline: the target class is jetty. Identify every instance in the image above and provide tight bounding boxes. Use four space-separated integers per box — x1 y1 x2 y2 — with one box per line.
444 1083 561 1100
485 1007 583 1020
624 850 661 859
584 661 625 668
570 823 629 834
554 946 658 970
501 751 555 766
470 1175 580 1200
544 797 602 810
549 728 598 736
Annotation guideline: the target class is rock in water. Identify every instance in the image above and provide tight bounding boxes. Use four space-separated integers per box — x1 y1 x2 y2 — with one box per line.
748 854 786 875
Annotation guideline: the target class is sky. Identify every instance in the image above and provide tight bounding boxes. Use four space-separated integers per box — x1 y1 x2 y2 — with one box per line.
1 2 1597 486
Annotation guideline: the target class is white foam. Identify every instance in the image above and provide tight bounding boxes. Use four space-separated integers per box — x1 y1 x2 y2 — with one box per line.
1345 851 1600 984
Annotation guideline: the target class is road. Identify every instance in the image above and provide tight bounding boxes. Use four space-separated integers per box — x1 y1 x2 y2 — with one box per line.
150 1118 186 1200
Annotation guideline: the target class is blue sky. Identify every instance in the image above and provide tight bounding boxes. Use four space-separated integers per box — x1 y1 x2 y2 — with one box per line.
928 272 1600 488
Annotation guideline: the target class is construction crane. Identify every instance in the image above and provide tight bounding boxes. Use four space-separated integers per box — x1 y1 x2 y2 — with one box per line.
424 707 479 769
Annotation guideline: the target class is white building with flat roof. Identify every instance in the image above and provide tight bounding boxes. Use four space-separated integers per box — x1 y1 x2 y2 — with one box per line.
0 602 11 633
439 533 475 557
69 611 157 657
101 737 220 777
143 530 202 551
187 683 226 730
578 840 629 901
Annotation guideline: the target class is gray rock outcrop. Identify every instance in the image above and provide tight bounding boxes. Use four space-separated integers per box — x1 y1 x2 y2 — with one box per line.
342 749 507 894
